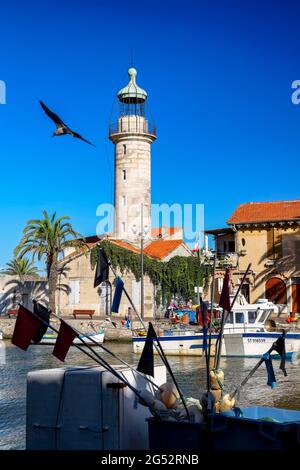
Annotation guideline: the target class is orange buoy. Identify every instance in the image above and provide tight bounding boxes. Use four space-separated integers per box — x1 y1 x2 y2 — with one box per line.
156 383 180 409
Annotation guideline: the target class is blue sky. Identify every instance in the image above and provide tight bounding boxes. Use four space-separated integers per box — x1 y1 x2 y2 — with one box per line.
1 0 300 268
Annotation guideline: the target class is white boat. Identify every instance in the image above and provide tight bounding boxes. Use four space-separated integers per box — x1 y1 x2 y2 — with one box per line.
0 331 3 341
133 296 300 358
39 329 105 345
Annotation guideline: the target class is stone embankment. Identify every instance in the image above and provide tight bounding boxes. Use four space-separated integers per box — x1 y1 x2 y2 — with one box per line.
0 317 169 341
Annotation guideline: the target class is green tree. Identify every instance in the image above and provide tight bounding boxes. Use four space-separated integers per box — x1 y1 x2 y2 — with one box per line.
15 210 85 312
4 257 39 277
3 258 39 305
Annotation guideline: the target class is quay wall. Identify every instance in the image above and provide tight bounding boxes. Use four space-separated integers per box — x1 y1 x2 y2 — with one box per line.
0 318 170 341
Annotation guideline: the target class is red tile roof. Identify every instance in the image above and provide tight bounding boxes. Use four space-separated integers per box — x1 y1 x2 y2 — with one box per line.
108 238 186 260
109 239 141 254
110 239 187 260
144 239 184 259
84 235 102 243
227 200 300 224
62 236 187 262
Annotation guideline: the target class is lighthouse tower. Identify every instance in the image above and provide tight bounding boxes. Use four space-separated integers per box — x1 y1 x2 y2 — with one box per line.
109 67 156 241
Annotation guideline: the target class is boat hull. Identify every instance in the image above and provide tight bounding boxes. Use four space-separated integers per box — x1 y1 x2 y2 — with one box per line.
133 333 218 356
39 331 105 345
132 331 300 357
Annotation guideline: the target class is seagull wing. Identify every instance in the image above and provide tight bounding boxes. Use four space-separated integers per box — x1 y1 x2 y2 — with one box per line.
72 131 96 147
39 101 67 127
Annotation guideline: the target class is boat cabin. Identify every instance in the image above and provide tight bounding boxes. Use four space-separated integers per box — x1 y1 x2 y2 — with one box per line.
224 308 273 334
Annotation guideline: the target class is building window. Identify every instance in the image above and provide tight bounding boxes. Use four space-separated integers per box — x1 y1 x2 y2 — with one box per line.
123 169 126 180
223 240 235 253
122 195 126 206
241 283 250 303
69 279 80 305
248 311 257 323
122 222 126 233
123 144 126 155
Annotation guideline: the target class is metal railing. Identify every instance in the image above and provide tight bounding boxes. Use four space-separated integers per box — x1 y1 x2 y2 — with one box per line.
109 122 156 137
205 252 239 268
216 252 239 267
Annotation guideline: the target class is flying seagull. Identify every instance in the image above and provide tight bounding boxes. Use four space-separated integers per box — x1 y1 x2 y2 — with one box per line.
40 100 96 147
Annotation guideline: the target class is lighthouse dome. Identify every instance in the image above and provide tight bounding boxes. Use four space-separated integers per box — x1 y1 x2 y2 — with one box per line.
117 67 147 103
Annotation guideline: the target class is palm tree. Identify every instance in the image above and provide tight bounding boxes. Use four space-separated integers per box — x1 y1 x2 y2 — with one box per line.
4 258 39 277
14 210 85 312
3 258 39 306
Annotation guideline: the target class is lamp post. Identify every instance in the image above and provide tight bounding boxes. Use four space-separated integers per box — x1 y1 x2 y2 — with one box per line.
132 203 149 319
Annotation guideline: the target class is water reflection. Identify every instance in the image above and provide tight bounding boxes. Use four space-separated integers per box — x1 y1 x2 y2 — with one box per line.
0 341 299 449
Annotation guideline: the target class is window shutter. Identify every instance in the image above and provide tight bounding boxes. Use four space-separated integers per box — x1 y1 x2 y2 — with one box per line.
74 280 80 304
69 280 80 305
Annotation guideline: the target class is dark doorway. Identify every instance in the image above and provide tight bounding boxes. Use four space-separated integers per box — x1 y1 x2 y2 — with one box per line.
99 281 112 317
241 283 250 303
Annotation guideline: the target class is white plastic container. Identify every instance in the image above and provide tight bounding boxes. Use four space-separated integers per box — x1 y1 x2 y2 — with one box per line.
26 364 166 450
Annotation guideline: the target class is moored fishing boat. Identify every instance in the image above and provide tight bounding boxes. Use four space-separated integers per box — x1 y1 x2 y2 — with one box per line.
38 328 105 345
133 297 300 357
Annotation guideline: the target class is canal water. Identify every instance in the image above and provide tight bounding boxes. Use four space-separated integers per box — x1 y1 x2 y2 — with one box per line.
1 340 300 449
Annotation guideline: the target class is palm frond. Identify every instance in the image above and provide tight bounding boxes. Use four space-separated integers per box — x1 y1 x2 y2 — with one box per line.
3 257 39 277
15 210 84 280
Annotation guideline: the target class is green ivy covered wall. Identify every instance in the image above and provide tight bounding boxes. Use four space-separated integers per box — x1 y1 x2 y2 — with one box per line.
90 241 211 306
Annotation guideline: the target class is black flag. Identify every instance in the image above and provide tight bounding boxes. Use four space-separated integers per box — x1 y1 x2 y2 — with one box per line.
272 332 287 377
136 323 156 377
32 301 51 343
94 248 109 287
